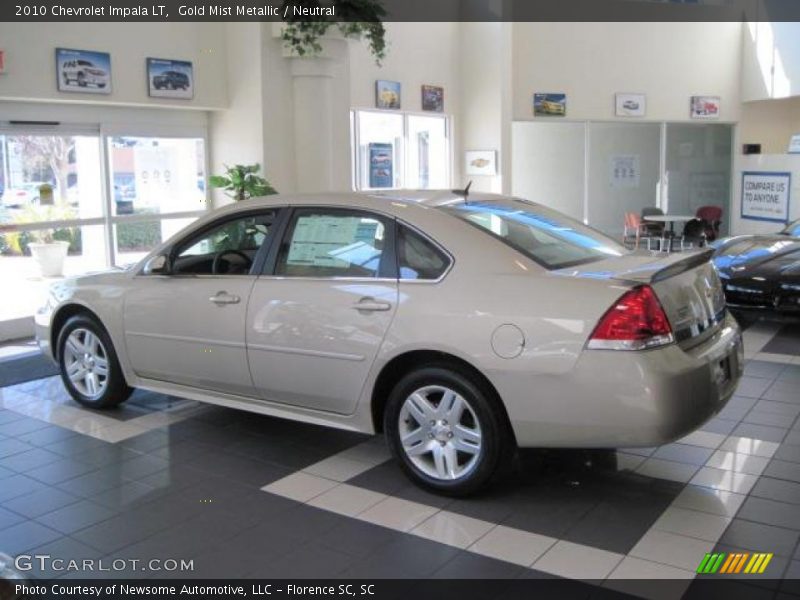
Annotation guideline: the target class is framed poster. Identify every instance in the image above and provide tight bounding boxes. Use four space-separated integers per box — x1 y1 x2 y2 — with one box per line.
533 93 566 117
56 48 111 94
610 155 640 188
421 85 444 112
375 80 401 110
465 150 497 176
788 134 800 154
369 143 393 188
615 93 646 117
691 96 720 119
147 58 194 99
741 171 791 223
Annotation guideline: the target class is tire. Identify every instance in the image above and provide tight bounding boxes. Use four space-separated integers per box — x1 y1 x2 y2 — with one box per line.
384 365 509 496
77 73 86 87
57 315 132 409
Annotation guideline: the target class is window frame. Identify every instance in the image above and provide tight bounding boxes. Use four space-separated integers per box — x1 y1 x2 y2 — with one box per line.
265 206 398 281
350 109 452 192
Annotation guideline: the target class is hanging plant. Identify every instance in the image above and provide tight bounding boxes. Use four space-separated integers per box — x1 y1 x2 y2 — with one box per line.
280 0 387 65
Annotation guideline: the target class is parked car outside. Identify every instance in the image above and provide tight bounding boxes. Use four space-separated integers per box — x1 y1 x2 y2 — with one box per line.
62 59 109 88
152 70 190 91
1 182 49 208
36 191 743 494
711 219 800 317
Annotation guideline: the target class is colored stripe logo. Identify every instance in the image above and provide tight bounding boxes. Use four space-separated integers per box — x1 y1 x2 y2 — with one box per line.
697 552 773 574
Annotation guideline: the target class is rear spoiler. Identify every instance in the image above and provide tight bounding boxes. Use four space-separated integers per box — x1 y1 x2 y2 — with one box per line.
651 248 715 283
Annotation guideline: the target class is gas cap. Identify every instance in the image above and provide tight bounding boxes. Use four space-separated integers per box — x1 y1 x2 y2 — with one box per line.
491 324 525 359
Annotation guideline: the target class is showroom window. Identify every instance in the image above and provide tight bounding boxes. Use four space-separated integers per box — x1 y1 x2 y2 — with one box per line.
351 110 451 191
0 124 208 327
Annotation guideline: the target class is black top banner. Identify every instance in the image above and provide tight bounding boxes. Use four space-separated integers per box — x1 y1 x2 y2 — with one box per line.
2 0 800 22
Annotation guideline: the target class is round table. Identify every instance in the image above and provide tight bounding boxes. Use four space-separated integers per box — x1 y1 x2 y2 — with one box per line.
641 215 696 252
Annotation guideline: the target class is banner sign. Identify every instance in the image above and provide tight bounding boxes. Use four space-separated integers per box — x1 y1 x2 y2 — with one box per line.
741 171 791 223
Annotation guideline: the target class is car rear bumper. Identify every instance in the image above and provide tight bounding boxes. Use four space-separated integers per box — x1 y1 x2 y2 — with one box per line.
504 312 743 448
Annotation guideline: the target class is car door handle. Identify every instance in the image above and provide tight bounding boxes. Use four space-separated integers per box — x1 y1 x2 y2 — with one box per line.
352 297 392 312
209 292 241 305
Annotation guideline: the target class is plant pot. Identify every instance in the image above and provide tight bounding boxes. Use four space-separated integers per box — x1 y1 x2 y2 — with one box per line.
28 241 69 277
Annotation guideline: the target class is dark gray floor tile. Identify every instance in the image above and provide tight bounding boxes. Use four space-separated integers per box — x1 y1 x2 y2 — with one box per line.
0 437 34 458
720 519 800 557
56 465 131 497
340 536 462 578
0 473 47 502
71 444 143 467
781 561 800 596
252 543 356 578
0 464 14 480
25 457 99 485
786 430 800 446
23 535 103 579
15 424 77 446
700 417 739 436
3 486 80 519
762 326 800 356
1 447 63 472
35 499 118 534
0 410 25 425
735 377 775 399
778 364 800 381
88 480 166 510
774 442 800 465
317 518 404 559
652 443 714 466
732 422 788 443
119 429 172 453
501 493 596 539
0 506 25 531
118 454 171 480
44 435 110 456
0 520 63 555
432 552 524 579
764 459 800 483
745 360 787 379
0 416 51 437
71 514 163 553
737 496 800 530
753 399 800 417
751 476 800 505
762 381 800 404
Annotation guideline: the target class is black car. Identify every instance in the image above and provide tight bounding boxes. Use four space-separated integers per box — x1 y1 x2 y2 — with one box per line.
711 219 800 316
152 70 190 90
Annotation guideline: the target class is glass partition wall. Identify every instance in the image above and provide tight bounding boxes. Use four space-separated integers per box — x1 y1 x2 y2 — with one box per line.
0 125 208 331
512 121 733 241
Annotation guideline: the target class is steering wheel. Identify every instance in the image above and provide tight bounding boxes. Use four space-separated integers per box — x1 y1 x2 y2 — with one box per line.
212 250 252 275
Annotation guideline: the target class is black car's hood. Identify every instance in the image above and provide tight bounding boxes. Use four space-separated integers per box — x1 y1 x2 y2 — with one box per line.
713 236 800 286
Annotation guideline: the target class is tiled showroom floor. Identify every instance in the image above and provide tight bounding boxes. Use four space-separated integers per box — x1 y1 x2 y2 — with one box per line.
0 320 798 598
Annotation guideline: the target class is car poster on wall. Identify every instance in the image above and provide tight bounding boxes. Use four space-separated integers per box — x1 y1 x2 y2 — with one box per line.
56 48 111 94
421 85 444 112
369 143 393 188
147 58 194 99
741 171 791 223
615 93 646 117
533 93 566 117
375 80 401 110
691 96 720 119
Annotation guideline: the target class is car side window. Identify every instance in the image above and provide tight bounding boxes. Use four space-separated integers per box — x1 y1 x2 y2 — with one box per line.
171 211 277 276
276 210 386 278
397 225 450 280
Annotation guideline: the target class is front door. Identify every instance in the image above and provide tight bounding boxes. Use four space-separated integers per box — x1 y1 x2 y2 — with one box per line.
247 207 398 414
124 210 281 396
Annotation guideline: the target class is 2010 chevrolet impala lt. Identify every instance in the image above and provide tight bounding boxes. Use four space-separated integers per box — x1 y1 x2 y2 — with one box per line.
36 191 743 494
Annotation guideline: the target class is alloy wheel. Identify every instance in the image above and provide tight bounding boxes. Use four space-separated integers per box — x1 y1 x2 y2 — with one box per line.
63 328 110 400
398 385 483 481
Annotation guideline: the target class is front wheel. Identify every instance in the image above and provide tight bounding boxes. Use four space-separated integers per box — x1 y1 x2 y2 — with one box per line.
384 366 509 496
57 315 132 409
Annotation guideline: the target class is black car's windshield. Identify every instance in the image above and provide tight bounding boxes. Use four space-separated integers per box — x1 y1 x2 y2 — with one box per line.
442 199 625 269
780 219 800 237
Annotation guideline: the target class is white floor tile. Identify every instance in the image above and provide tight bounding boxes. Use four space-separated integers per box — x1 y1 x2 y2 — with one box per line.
689 466 759 495
410 511 495 548
672 484 747 518
754 352 796 365
533 540 624 580
357 496 439 532
605 559 693 600
303 455 375 483
307 483 386 517
676 430 727 449
469 525 556 567
630 530 714 571
607 556 696 580
652 506 731 541
261 472 339 502
635 458 699 483
706 450 769 476
718 436 779 458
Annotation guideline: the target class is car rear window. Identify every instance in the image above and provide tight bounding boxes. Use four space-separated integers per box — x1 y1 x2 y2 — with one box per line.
442 199 625 269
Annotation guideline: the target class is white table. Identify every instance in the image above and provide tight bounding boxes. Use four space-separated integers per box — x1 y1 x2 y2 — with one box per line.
641 215 696 252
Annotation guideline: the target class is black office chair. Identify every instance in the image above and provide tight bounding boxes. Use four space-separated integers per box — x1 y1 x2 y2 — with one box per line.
679 218 707 250
641 207 666 249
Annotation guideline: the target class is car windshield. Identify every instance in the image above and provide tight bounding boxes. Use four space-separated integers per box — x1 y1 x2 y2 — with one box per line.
442 199 626 269
780 219 800 237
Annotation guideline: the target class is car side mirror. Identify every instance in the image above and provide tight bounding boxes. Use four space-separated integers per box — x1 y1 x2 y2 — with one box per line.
143 254 170 276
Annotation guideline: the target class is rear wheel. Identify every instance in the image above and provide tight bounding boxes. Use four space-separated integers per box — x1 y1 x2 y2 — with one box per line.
57 315 132 409
384 366 508 496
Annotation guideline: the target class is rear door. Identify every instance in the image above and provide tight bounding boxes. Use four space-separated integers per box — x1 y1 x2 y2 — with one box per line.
246 207 398 414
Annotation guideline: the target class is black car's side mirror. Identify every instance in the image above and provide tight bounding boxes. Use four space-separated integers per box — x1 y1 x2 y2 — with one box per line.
143 254 170 276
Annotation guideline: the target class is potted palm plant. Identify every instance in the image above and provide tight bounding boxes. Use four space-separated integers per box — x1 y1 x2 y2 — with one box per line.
209 164 277 201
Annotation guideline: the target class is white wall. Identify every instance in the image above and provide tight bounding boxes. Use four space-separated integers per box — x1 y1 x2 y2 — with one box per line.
739 97 800 154
0 22 228 110
742 22 800 102
512 22 743 122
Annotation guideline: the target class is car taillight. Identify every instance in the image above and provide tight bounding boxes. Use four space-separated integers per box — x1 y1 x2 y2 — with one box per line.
587 285 674 351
